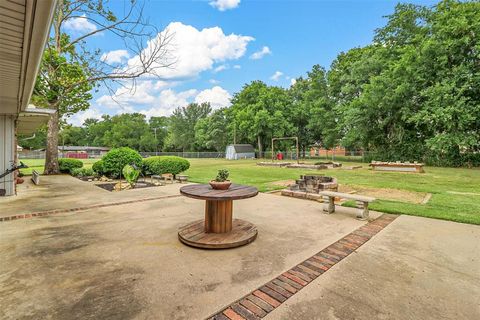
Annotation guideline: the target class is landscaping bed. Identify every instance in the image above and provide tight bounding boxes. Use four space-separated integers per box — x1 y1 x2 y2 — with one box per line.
96 181 158 192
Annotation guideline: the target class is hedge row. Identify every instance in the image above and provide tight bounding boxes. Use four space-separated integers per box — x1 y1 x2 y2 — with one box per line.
91 148 190 178
59 158 83 173
142 156 190 176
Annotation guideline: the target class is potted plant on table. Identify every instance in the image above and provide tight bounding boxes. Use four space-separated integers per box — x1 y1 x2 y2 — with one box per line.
209 169 231 190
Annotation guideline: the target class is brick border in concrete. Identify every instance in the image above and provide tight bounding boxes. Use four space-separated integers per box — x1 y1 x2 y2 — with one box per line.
0 194 182 222
208 214 399 320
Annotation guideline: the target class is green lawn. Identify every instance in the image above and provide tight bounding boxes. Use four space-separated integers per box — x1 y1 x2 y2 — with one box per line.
19 158 96 175
20 158 480 225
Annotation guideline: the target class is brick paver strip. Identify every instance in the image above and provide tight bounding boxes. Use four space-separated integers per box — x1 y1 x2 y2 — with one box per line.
0 194 182 222
207 214 398 320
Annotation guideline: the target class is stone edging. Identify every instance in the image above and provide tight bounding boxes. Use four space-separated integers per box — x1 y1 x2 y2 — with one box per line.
0 194 182 222
207 214 399 320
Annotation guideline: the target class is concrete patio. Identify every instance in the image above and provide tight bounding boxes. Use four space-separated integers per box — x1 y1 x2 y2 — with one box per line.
0 176 478 319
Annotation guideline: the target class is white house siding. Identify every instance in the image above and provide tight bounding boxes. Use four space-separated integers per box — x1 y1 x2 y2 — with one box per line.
0 116 16 196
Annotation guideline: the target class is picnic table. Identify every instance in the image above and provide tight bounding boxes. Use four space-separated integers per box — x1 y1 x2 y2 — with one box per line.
178 183 258 249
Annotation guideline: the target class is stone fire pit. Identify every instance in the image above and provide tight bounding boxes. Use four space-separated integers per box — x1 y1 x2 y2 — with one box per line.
281 174 338 200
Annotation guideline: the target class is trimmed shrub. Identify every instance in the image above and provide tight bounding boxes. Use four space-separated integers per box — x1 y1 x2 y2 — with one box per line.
142 156 190 176
71 167 94 177
92 160 105 175
58 158 83 173
101 147 142 178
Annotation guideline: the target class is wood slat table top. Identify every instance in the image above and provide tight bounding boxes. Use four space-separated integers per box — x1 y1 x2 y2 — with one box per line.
180 183 258 201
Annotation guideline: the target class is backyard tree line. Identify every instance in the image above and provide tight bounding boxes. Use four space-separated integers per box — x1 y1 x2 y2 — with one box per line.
24 0 479 167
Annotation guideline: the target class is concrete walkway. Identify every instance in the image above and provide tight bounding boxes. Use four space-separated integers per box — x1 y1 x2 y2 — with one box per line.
0 176 478 319
266 215 480 320
0 175 183 219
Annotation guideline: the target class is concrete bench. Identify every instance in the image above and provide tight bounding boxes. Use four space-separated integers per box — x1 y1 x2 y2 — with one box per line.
318 191 376 220
161 173 174 184
150 175 166 186
177 174 188 183
31 170 40 185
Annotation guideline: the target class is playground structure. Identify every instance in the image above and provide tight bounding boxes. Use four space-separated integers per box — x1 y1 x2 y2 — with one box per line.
271 137 299 164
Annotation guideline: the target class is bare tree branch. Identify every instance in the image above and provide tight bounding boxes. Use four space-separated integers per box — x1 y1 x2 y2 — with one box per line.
45 0 176 108
59 0 173 90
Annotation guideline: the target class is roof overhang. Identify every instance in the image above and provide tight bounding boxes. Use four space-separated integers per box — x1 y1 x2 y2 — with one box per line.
0 0 57 115
16 106 55 134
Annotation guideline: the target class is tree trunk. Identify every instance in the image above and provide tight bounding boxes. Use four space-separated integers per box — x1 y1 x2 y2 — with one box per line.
257 135 263 158
44 111 60 174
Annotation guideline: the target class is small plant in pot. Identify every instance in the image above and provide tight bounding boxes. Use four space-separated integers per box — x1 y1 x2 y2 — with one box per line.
209 169 231 190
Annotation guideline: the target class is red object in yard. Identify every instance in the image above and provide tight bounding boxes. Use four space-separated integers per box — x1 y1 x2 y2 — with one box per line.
276 152 284 160
66 152 88 159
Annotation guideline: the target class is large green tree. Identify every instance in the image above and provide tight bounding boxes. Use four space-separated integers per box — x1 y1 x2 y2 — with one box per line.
290 65 335 155
230 81 292 156
102 113 156 151
149 116 169 152
166 103 212 151
34 0 171 174
194 108 230 151
327 0 479 165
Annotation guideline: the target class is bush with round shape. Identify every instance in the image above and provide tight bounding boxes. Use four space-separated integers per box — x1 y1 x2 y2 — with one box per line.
58 158 83 173
142 156 190 176
71 167 94 177
92 160 105 175
101 147 142 178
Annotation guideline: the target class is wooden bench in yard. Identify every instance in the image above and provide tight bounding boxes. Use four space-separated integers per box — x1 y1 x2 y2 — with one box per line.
318 191 376 220
31 170 40 185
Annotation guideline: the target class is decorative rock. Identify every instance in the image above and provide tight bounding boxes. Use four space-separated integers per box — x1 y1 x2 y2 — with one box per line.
290 175 338 193
306 193 322 200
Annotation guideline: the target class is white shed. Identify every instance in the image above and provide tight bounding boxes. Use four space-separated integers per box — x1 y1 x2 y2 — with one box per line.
225 144 256 160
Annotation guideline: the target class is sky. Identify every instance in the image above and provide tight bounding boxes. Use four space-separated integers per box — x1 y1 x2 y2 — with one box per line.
66 0 437 126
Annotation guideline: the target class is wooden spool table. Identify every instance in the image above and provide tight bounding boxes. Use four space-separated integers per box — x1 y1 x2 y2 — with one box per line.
178 184 258 249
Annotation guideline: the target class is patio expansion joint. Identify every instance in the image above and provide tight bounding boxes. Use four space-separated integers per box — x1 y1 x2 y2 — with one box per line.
0 194 182 222
207 213 399 320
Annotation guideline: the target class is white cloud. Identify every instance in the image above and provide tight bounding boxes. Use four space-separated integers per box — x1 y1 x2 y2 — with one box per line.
140 88 198 118
195 86 231 109
96 80 231 118
63 14 97 34
270 71 283 81
209 79 220 84
214 64 228 73
96 81 161 108
290 78 297 86
101 50 130 64
250 46 271 60
233 64 241 69
68 107 103 126
125 22 253 80
209 0 240 11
